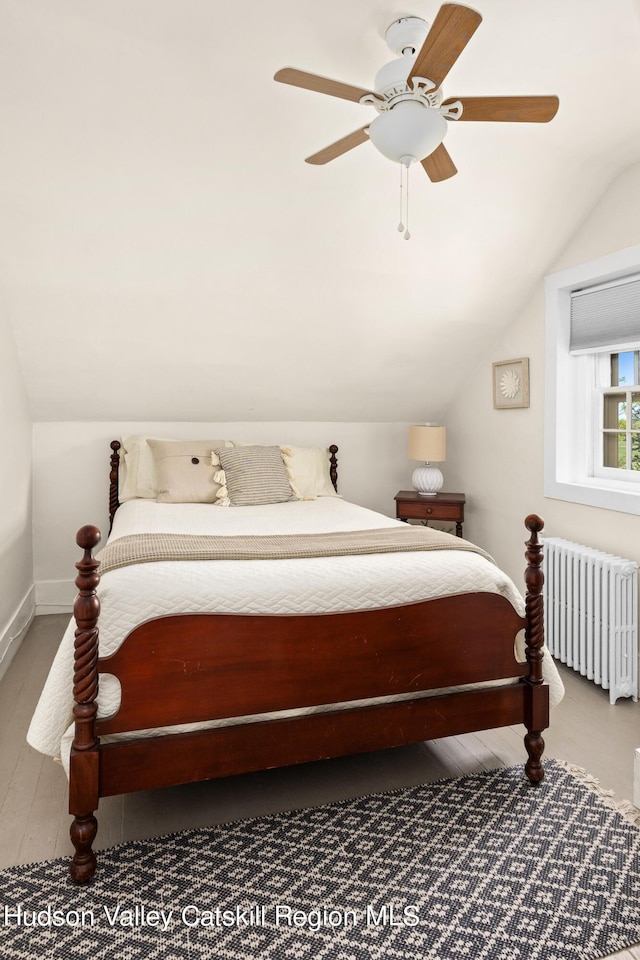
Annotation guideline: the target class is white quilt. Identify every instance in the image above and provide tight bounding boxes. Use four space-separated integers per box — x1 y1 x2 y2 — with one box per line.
27 498 563 768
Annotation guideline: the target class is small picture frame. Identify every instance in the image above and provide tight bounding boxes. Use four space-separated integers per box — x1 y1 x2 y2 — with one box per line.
492 358 530 409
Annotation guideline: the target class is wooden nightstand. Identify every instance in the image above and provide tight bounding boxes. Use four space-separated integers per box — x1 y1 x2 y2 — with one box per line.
394 491 466 538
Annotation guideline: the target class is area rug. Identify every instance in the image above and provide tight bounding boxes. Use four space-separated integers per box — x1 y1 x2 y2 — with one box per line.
1 760 639 960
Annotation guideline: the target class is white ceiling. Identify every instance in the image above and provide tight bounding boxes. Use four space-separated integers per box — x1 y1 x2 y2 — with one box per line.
3 0 640 422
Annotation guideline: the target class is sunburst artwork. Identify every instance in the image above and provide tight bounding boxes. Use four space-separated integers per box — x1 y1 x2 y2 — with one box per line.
493 358 530 409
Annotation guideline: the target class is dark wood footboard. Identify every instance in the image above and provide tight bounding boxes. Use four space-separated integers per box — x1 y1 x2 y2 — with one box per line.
96 593 527 735
68 514 547 883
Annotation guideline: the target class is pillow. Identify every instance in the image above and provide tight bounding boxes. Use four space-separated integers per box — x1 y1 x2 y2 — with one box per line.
148 439 230 503
215 445 298 506
119 435 169 500
280 445 339 499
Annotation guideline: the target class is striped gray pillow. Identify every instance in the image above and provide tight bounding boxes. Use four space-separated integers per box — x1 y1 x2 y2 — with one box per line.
215 445 297 506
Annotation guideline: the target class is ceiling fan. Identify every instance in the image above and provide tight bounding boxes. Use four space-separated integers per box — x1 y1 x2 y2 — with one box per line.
274 3 559 183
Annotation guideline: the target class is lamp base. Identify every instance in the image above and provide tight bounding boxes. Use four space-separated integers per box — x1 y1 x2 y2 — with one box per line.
412 464 443 496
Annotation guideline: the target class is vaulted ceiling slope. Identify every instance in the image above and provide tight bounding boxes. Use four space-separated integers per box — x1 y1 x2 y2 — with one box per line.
2 0 640 422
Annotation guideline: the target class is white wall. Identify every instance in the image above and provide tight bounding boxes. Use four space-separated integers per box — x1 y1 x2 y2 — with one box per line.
444 161 640 589
0 307 33 678
33 421 416 610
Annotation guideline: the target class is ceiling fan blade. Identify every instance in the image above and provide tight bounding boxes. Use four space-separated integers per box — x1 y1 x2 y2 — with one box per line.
408 4 482 90
274 68 374 104
442 95 560 122
306 126 370 165
421 143 458 181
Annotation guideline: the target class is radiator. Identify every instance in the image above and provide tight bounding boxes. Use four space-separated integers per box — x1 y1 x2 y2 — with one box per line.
542 538 638 704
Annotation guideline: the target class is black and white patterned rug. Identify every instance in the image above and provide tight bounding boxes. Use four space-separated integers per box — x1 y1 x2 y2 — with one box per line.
1 760 639 960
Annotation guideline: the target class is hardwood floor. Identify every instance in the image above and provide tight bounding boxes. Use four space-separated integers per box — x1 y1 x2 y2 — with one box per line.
2 613 639 959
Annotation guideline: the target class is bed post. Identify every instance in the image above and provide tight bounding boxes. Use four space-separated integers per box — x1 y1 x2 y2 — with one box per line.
69 525 102 883
523 514 547 784
109 440 121 533
329 444 338 492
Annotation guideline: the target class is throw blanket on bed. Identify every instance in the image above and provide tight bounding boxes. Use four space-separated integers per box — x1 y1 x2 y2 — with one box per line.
96 527 494 575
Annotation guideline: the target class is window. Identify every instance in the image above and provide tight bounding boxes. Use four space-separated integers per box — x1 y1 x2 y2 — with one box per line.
544 244 640 515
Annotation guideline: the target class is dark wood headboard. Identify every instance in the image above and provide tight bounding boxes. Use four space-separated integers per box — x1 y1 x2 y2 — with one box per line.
108 441 339 533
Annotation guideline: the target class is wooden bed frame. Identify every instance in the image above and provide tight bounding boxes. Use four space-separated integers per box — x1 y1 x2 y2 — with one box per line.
68 440 548 883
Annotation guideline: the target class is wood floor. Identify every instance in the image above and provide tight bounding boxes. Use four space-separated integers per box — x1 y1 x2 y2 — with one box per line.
2 613 639 959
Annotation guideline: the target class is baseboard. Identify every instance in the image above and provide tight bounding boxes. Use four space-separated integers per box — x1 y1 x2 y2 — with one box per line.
634 748 640 810
0 586 36 684
35 579 75 615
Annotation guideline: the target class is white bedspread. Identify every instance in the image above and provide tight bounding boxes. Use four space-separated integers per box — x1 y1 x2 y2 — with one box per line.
27 498 563 767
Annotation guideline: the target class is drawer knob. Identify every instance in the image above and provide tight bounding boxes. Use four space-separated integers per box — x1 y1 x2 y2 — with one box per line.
427 507 432 514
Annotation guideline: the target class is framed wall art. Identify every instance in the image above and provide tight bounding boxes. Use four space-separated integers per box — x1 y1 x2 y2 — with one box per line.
492 357 530 409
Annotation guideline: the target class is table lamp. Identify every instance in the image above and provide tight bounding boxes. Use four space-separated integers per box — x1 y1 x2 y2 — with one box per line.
408 424 446 496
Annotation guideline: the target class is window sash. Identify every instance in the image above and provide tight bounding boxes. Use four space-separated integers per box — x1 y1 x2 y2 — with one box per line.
593 367 640 481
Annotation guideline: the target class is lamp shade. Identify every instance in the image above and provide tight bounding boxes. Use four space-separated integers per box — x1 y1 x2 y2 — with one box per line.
408 425 446 462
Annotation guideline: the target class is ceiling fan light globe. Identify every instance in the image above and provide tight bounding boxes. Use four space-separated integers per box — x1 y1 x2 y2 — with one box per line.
368 101 447 164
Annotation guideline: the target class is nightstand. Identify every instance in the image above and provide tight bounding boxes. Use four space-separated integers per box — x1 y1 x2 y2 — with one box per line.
394 491 466 538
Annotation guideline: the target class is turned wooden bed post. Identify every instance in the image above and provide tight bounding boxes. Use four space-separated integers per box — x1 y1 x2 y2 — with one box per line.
69 525 102 883
523 514 547 783
329 445 339 492
108 440 121 533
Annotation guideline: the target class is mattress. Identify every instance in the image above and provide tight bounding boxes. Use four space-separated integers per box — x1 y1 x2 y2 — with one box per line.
27 498 564 769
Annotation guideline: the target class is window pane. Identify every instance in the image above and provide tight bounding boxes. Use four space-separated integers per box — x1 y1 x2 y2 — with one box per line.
632 393 640 429
604 393 626 428
633 434 640 472
604 432 625 468
611 351 636 386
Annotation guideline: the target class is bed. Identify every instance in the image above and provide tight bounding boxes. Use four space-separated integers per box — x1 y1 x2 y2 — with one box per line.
28 438 557 884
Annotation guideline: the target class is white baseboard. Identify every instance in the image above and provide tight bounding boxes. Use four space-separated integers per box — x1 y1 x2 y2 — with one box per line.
0 586 36 684
35 579 75 616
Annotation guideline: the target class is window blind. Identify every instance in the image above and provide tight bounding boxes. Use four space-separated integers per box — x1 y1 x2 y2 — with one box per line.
570 274 640 354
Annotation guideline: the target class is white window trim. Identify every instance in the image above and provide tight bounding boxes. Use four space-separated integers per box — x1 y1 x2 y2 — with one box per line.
544 243 640 515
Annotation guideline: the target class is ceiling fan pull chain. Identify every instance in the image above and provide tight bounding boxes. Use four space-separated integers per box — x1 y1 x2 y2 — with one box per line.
404 161 411 240
397 162 405 233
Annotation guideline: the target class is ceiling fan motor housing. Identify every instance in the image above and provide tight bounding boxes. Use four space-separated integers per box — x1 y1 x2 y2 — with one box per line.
371 56 444 112
372 19 443 110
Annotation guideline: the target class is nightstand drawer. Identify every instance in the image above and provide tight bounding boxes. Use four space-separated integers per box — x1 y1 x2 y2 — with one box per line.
399 501 463 522
394 491 466 537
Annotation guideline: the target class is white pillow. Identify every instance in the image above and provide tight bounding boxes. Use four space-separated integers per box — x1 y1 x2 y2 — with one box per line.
280 446 339 499
119 436 168 500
